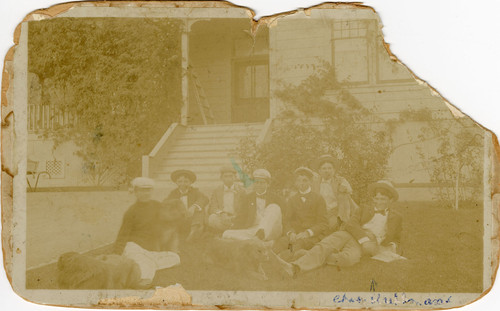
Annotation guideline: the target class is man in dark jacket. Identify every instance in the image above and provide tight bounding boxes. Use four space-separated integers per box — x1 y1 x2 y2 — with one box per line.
222 168 284 241
279 180 402 275
114 177 181 284
273 167 328 259
164 169 209 241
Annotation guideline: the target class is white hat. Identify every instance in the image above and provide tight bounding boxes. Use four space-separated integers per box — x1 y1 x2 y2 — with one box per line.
368 180 398 201
131 177 155 189
252 168 271 180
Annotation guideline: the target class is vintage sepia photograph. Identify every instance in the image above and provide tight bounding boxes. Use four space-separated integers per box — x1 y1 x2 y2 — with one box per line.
1 1 499 309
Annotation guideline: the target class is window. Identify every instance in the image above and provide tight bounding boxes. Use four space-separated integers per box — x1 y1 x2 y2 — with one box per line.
332 19 413 85
332 20 372 84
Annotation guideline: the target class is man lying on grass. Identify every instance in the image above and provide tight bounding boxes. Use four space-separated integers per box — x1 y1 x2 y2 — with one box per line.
279 180 402 276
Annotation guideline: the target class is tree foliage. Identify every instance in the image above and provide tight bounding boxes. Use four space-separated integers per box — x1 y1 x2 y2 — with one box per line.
238 63 392 203
28 18 183 185
410 115 484 207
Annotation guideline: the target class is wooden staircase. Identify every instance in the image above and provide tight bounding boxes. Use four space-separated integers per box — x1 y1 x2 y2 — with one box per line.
150 123 264 191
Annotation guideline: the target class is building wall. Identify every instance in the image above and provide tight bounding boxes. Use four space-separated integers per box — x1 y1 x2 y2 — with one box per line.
189 26 233 124
269 18 333 117
27 134 89 188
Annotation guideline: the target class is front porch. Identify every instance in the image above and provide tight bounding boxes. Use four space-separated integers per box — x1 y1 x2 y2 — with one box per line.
183 18 271 125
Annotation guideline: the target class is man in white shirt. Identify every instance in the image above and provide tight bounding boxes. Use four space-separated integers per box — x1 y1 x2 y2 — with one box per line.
222 169 284 241
207 165 246 233
312 155 358 231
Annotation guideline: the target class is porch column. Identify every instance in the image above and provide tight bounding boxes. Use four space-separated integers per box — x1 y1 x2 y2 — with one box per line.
180 19 189 126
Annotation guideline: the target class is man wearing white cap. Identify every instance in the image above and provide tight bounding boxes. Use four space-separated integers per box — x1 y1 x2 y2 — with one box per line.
222 168 284 241
113 177 181 287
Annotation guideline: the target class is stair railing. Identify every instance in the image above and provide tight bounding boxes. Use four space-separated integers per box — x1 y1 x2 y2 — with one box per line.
142 123 185 178
187 66 216 125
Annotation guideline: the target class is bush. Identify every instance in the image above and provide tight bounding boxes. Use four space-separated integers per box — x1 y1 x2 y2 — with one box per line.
238 63 391 203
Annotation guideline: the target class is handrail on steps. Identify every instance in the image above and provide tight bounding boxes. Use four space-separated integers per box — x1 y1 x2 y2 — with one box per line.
142 123 184 177
256 118 274 145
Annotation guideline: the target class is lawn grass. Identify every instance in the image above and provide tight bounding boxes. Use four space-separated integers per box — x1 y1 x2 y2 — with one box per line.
26 197 483 293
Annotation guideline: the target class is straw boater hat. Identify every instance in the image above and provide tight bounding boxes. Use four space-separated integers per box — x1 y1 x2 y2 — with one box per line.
314 154 339 170
368 180 399 201
131 177 155 189
170 169 196 183
294 167 315 179
252 168 271 180
220 165 237 175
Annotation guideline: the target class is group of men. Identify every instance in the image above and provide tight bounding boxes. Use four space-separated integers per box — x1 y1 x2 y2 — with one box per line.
113 154 402 285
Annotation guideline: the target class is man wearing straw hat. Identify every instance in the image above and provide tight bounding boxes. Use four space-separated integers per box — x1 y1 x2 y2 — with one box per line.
164 169 209 241
222 168 284 241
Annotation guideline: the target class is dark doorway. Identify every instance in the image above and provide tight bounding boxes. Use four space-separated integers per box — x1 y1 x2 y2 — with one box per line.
232 56 270 123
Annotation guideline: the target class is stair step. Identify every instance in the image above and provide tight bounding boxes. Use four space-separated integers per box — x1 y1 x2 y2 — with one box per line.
181 131 260 139
157 157 239 167
162 150 240 159
185 123 264 132
169 144 238 153
175 137 249 145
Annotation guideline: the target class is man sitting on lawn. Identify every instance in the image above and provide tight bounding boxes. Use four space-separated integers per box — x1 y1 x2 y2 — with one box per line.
113 177 181 286
279 180 402 276
164 169 209 241
312 155 358 231
272 167 329 260
207 165 246 234
222 168 284 241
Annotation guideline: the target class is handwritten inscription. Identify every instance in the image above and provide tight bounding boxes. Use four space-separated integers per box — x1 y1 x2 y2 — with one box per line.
332 293 452 306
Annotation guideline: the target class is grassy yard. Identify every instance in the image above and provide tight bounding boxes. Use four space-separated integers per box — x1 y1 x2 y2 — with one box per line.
26 194 483 293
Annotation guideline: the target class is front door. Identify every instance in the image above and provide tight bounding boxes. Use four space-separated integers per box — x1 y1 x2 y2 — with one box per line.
232 58 270 123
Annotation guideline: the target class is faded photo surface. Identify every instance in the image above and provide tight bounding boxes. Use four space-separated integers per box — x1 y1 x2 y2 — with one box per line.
3 1 498 309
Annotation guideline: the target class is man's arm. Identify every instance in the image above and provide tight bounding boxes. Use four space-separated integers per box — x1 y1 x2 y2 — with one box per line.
164 189 178 203
208 187 221 216
113 208 134 254
381 211 402 246
309 195 329 237
337 176 353 194
232 193 251 229
191 188 209 209
283 197 297 235
344 205 370 243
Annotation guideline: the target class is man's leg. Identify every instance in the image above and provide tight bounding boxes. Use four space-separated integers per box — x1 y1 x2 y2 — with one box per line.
292 230 352 272
222 227 258 240
257 204 283 241
207 214 232 232
326 234 362 267
272 235 290 254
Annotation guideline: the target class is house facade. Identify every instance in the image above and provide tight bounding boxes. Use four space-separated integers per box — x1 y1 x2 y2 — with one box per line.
27 8 480 201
